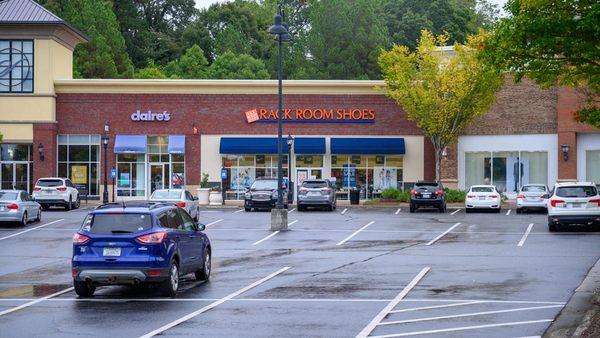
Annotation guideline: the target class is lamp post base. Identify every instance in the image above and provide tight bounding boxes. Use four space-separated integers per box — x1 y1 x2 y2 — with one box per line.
270 208 288 231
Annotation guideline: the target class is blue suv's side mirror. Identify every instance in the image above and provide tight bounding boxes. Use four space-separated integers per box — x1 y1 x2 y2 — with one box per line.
197 223 206 231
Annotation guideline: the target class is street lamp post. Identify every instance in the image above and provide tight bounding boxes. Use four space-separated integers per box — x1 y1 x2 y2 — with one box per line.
101 122 110 204
268 0 291 229
286 134 294 203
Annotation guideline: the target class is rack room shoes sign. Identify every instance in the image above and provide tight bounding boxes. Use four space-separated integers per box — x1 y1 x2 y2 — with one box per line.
244 108 375 124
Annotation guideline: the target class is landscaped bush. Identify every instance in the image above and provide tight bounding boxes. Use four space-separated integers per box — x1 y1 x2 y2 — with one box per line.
397 190 410 203
381 188 401 200
445 189 466 203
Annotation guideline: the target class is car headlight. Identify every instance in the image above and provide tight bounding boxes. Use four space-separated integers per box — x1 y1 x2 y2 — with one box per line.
245 192 252 199
271 191 278 198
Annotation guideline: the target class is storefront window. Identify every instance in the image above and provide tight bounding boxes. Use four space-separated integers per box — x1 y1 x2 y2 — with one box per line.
331 155 404 200
0 40 34 93
57 135 100 196
0 144 33 192
586 150 600 184
222 155 288 200
147 136 185 193
464 151 548 193
116 154 145 197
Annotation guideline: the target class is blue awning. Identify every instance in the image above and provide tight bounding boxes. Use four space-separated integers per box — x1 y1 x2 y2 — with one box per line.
330 138 405 155
220 137 286 154
168 135 185 154
294 138 326 154
114 135 147 154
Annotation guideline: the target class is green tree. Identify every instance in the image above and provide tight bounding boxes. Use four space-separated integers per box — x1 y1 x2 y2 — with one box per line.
379 30 504 180
207 52 270 79
483 0 599 125
133 60 169 79
164 45 209 79
309 0 390 79
40 0 134 78
385 0 484 50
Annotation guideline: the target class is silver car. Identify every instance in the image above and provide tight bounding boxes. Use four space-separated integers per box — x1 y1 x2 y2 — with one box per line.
148 189 200 221
0 190 42 226
297 179 337 211
516 184 549 214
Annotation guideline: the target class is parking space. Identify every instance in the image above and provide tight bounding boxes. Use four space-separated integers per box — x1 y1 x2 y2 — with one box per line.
0 206 599 337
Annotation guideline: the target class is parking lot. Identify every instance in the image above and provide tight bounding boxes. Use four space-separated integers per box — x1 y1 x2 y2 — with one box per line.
0 205 599 337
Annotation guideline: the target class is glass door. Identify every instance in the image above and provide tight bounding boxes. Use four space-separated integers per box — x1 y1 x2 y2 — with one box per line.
14 163 29 192
0 162 30 192
149 163 170 194
1 164 13 190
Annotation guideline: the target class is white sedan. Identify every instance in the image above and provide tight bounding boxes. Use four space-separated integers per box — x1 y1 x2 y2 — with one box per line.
149 189 200 221
516 184 549 213
465 185 502 213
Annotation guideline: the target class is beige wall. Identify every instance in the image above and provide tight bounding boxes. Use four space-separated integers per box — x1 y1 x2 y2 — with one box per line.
0 123 33 142
200 135 425 183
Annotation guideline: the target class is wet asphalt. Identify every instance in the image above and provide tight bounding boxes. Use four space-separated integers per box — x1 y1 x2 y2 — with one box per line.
0 205 599 338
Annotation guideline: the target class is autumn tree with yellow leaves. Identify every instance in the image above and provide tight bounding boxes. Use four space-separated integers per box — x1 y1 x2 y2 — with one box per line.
379 30 504 181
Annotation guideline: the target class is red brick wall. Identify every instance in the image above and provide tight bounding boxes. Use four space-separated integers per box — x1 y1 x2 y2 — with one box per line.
54 93 435 184
32 123 57 181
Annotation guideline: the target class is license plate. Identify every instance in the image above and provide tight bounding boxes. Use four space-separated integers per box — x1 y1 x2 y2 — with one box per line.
569 203 583 208
308 191 320 196
479 196 486 200
526 197 540 201
103 247 121 257
422 194 431 198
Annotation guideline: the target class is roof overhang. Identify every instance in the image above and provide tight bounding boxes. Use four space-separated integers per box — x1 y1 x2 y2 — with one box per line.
0 23 88 50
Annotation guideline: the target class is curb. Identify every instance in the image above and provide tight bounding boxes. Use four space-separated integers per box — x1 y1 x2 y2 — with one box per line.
544 258 600 338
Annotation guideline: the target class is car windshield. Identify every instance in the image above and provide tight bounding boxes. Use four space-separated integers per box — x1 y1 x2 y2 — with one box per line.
150 190 182 199
0 192 18 201
415 182 438 187
37 179 63 187
556 186 598 198
251 180 277 190
471 187 493 193
83 213 153 235
522 185 546 192
302 181 327 188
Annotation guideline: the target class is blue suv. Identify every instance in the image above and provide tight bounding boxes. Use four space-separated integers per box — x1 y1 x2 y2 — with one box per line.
72 202 211 297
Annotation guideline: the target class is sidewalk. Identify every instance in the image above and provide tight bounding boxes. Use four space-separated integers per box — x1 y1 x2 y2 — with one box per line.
544 258 600 338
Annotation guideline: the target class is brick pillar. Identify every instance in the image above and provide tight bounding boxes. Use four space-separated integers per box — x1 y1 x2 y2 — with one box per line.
558 131 577 181
32 123 57 181
423 138 436 181
440 143 458 189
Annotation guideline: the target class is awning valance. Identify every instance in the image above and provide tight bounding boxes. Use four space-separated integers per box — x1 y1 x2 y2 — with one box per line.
219 137 286 154
114 135 147 154
168 135 185 154
330 138 405 155
294 138 326 154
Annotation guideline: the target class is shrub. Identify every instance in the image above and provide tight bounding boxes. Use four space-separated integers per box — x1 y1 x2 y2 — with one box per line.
397 190 410 203
381 188 400 200
445 189 466 203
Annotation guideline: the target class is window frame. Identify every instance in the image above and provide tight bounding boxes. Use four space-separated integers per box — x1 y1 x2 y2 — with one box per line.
0 39 34 93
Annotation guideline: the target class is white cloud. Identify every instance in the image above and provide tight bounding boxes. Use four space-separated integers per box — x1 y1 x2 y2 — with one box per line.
195 0 229 9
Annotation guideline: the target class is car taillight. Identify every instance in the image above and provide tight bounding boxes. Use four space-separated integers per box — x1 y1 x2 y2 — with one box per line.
321 188 329 193
72 233 90 244
176 201 186 208
489 195 498 198
56 186 67 191
435 190 444 195
517 194 525 199
588 199 600 206
33 186 41 191
72 268 79 277
6 204 18 210
410 190 417 195
136 232 167 244
299 188 308 193
550 199 565 207
467 195 475 198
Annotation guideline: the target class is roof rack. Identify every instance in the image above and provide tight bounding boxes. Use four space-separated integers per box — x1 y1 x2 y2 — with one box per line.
95 201 175 210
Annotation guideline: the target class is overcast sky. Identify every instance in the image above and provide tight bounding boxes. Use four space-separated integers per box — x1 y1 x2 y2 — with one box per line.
195 0 509 10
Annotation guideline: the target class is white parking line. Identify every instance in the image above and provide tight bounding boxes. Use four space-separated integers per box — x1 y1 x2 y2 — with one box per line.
379 304 563 326
356 267 430 338
518 223 534 247
336 221 375 246
341 208 348 215
369 319 553 338
450 209 460 215
252 220 297 245
288 208 296 213
234 209 244 213
140 267 291 338
389 301 485 314
395 208 401 215
0 286 73 317
425 222 461 246
506 209 512 216
204 219 223 227
0 219 64 241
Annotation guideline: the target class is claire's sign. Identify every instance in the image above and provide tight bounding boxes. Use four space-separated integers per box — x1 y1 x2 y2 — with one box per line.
244 108 375 124
131 110 171 122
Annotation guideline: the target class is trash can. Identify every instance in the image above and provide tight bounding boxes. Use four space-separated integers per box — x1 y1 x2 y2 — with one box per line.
350 188 360 205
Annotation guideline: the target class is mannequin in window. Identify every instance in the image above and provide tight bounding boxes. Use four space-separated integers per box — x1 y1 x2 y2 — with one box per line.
513 158 524 192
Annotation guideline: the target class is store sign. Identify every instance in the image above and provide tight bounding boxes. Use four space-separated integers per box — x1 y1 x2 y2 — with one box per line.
244 108 375 124
71 166 88 184
131 110 171 122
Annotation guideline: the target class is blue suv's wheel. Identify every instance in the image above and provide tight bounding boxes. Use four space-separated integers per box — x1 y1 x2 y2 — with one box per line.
74 280 95 297
160 260 179 297
195 249 211 281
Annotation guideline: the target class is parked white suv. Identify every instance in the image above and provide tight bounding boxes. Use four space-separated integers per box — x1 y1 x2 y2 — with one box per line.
547 182 600 232
32 178 80 210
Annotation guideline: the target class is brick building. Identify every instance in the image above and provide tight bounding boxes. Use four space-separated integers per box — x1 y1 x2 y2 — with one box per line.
1 0 598 202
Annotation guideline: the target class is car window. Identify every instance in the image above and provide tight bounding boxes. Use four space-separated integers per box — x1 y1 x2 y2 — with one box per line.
178 209 196 231
167 209 184 230
82 213 152 235
65 180 72 187
185 191 194 200
522 185 546 192
0 192 18 201
151 190 183 199
415 182 438 187
471 187 493 193
302 181 327 188
36 179 63 187
19 192 27 201
158 213 170 228
555 186 598 198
